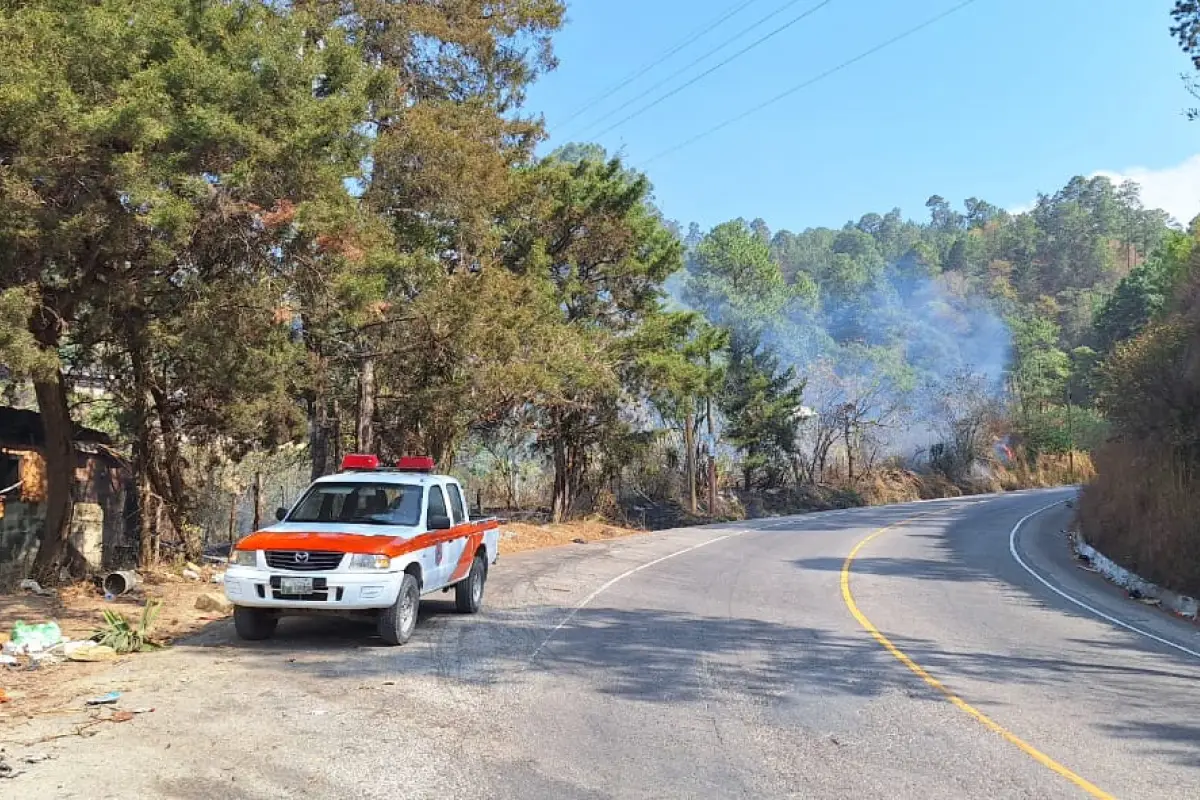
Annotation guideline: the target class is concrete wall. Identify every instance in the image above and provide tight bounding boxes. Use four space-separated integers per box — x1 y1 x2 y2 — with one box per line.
0 499 41 586
0 449 135 581
0 499 116 584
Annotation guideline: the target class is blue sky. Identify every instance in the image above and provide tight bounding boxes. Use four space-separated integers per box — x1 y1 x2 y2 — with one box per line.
524 0 1200 231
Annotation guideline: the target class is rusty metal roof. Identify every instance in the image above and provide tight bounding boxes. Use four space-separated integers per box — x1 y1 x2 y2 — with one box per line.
0 405 115 449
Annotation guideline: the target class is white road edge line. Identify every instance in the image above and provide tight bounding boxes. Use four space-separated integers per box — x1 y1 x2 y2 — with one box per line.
528 532 746 661
1009 500 1200 661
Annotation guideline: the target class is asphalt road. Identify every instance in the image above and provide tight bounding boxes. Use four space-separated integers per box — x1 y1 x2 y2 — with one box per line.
11 488 1200 799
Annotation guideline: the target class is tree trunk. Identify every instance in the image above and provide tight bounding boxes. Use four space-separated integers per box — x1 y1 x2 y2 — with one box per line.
130 329 158 569
145 382 199 560
31 369 78 580
843 417 855 482
330 398 343 472
136 465 157 568
508 465 518 510
227 493 238 542
551 434 570 523
355 355 375 453
705 394 717 516
309 397 327 481
309 395 336 480
684 412 697 515
252 471 263 532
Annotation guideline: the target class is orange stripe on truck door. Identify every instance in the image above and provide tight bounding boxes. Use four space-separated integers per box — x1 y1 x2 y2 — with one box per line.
448 529 485 583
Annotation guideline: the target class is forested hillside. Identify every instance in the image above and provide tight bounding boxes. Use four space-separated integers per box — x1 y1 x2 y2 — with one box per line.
0 0 1191 583
672 178 1174 490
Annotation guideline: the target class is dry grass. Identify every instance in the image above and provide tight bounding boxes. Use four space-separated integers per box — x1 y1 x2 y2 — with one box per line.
1078 441 1200 596
858 469 965 505
500 517 644 554
997 450 1095 490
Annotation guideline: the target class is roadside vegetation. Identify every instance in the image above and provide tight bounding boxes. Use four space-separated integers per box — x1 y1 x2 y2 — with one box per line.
0 0 1190 591
1075 4 1200 597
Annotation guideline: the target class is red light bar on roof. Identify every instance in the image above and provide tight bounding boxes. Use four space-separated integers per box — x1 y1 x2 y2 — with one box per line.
341 453 380 471
396 456 435 473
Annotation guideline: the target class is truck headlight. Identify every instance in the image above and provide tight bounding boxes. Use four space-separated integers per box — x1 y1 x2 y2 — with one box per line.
229 549 258 567
349 554 391 570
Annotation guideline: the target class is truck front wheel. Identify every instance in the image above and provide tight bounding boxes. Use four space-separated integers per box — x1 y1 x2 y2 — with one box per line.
379 573 421 645
233 607 278 641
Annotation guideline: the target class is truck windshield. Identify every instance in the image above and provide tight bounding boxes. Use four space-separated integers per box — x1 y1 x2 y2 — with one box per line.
287 482 424 527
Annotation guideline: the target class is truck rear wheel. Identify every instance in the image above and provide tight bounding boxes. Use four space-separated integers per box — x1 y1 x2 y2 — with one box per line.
379 573 420 645
455 554 486 614
233 607 278 641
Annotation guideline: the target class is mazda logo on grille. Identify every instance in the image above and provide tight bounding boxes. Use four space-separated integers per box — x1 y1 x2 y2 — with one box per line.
293 552 310 564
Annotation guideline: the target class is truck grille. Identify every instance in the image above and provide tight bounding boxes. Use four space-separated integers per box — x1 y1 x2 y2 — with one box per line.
265 550 344 571
267 576 343 602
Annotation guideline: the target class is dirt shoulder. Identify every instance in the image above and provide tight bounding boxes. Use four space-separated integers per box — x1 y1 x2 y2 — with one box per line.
1 567 227 728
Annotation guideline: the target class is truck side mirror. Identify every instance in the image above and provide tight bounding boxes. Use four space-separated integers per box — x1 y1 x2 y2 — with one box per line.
275 507 288 521
428 513 452 530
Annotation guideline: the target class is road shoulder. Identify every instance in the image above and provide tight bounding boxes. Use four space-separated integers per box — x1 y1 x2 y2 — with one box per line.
1011 499 1200 662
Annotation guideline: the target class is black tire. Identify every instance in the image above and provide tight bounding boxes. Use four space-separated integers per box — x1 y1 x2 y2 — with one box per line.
233 607 278 641
378 573 421 645
455 554 486 614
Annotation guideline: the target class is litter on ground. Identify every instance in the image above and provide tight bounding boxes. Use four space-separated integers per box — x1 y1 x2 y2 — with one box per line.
85 691 121 705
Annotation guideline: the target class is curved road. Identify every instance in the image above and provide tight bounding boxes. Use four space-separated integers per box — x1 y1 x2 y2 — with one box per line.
13 488 1200 799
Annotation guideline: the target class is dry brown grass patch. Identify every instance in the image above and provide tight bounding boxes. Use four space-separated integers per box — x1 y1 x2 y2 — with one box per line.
1078 441 1200 596
499 517 643 554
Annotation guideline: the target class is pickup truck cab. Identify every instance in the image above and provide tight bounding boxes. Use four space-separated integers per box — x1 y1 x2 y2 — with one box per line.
223 455 500 645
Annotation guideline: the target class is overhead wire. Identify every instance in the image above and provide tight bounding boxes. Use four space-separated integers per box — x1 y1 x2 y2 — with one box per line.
567 0 829 140
553 0 764 132
640 0 982 166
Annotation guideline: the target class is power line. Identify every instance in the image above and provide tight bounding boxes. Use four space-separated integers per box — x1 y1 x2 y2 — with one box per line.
641 0 982 166
567 0 823 140
588 0 836 140
553 0 764 132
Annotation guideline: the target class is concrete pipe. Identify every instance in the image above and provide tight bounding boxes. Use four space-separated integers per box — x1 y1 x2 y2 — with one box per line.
102 570 141 596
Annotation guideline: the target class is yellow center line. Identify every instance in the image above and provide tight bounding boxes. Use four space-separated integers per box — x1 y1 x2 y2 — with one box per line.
840 513 1117 800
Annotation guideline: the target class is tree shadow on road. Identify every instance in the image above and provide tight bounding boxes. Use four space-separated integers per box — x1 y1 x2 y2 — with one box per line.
173 598 1200 709
792 555 994 584
1100 720 1200 768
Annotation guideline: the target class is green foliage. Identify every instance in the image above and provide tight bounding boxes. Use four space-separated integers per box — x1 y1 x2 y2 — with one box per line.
0 0 1188 546
93 600 164 654
1093 229 1196 352
1017 406 1107 460
1099 319 1200 455
721 332 805 490
1009 315 1070 410
499 146 684 519
684 219 796 335
626 311 727 422
0 287 57 381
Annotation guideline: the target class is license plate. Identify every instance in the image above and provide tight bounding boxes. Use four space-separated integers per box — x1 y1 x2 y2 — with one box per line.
280 577 313 595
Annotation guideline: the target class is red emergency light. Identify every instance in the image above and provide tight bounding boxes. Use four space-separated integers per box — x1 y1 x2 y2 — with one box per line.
341 453 380 471
396 456 435 473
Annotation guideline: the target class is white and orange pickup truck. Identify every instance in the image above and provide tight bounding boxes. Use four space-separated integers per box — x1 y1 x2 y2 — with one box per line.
223 455 500 645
